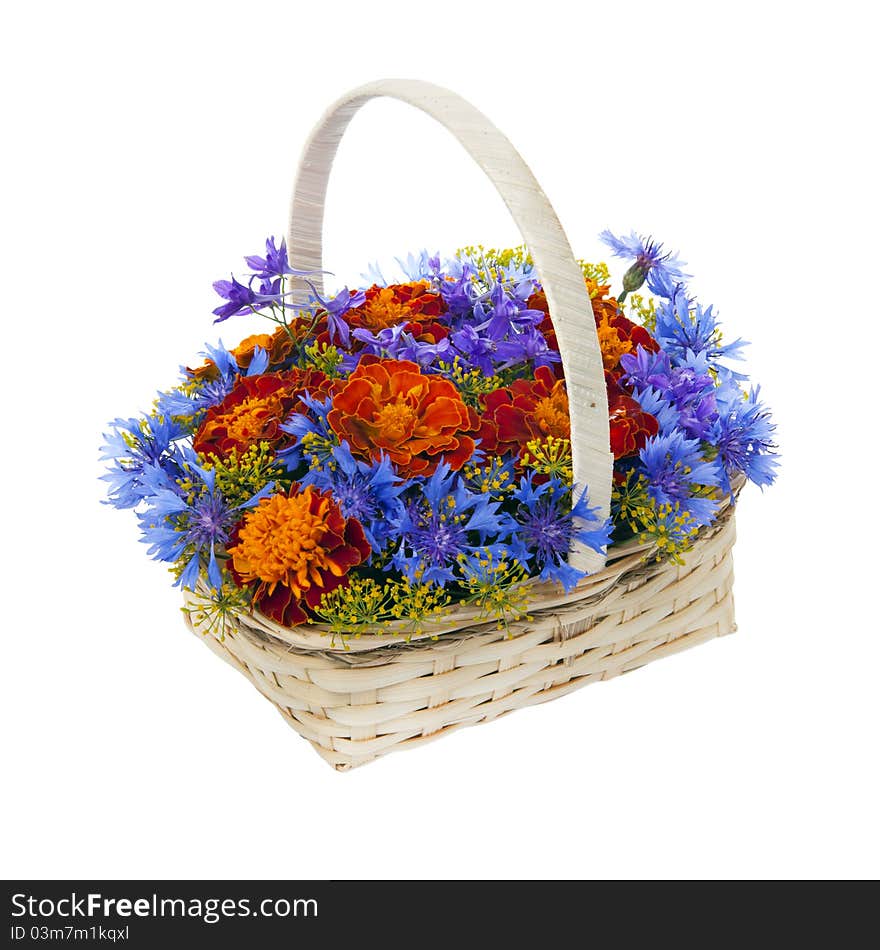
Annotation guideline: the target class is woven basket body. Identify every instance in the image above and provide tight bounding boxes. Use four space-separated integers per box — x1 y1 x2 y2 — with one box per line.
184 80 742 769
185 498 738 770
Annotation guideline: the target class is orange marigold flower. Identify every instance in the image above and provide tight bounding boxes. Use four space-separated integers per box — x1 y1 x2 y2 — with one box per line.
598 310 659 378
193 368 331 459
231 328 297 369
348 281 446 333
231 333 276 367
188 360 221 382
328 357 478 477
597 315 634 371
228 485 370 626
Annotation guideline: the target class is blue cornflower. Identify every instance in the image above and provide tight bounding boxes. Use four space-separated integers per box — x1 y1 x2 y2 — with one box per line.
301 443 406 552
154 387 216 426
710 383 779 493
278 394 338 471
392 463 508 585
137 454 269 590
360 251 442 287
638 431 721 525
664 350 715 398
600 229 689 300
510 475 610 591
674 392 717 441
395 250 442 282
361 261 390 286
619 343 670 385
629 386 682 435
201 339 242 378
621 346 718 440
155 341 268 422
657 351 718 440
654 290 747 368
100 414 188 509
204 337 267 380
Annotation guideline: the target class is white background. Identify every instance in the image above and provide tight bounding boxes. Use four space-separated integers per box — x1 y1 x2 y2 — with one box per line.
2 0 877 880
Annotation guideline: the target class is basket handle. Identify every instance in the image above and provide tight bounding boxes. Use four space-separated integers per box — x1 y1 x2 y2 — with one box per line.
287 79 611 573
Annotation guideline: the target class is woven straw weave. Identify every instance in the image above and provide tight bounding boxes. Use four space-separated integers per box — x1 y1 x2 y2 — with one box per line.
183 81 744 769
184 491 738 770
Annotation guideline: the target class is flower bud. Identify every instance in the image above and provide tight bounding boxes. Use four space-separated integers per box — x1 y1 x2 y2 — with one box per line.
618 262 648 302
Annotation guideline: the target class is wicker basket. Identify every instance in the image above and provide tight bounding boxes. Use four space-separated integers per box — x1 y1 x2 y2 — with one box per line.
182 80 742 770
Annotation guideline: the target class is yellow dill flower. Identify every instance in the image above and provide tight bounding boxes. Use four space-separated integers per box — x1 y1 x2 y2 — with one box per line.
462 456 515 497
299 430 339 470
639 503 700 564
303 340 345 378
388 579 451 638
201 441 286 508
578 260 611 287
612 472 701 563
626 292 657 331
611 471 655 535
436 357 502 408
520 437 574 483
182 581 250 642
458 549 532 635
312 577 394 646
455 245 532 288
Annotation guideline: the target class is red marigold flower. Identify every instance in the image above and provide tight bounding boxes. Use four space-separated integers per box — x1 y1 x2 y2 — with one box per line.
228 485 370 626
607 372 659 459
478 365 570 458
478 365 656 463
193 368 331 459
348 281 447 334
410 320 450 345
328 356 477 477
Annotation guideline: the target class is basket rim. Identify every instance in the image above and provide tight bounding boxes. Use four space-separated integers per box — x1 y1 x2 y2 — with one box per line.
184 476 744 655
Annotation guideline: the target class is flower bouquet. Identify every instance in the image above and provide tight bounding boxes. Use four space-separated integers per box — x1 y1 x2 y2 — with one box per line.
102 81 777 768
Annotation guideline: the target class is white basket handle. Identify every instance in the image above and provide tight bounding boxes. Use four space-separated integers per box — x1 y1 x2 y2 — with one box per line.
287 79 611 573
